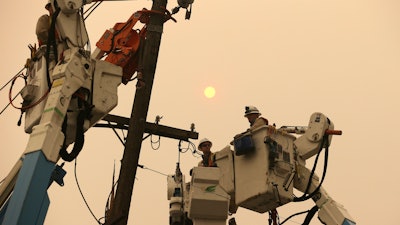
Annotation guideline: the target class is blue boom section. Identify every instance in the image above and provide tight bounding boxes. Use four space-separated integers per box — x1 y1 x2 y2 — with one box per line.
1 151 55 225
343 219 356 225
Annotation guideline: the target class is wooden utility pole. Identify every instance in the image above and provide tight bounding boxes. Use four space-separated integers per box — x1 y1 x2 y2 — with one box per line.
105 0 168 224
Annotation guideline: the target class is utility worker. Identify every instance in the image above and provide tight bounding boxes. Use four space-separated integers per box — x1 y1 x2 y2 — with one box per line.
36 1 54 46
197 138 216 167
244 105 268 130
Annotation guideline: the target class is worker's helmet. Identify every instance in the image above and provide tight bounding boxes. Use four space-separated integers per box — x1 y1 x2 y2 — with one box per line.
244 106 261 117
198 138 212 148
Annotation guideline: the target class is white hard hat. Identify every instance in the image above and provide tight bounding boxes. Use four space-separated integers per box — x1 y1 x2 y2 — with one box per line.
244 105 261 117
198 138 212 148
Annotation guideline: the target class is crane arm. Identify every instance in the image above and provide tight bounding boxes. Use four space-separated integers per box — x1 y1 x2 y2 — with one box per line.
93 8 176 84
295 164 356 225
0 0 123 223
166 113 356 225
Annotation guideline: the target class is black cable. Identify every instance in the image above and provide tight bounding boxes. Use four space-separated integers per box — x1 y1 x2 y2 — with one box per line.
45 5 60 89
280 210 310 224
84 0 100 15
150 134 161 150
59 102 86 162
178 141 182 165
0 92 19 115
308 143 329 199
294 135 329 202
302 205 319 225
142 133 151 141
0 68 25 92
74 158 102 225
179 140 190 153
84 0 103 20
105 19 134 53
301 144 329 201
177 140 199 156
191 143 202 157
298 139 324 200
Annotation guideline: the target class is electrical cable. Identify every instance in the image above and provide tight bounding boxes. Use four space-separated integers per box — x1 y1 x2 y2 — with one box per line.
84 0 103 20
59 101 86 162
0 91 19 115
74 158 102 225
293 135 329 202
176 139 202 163
138 164 168 177
299 143 329 201
177 141 182 165
268 209 280 225
150 134 161 150
0 67 25 92
279 136 331 225
83 0 100 15
177 140 200 157
178 139 189 153
105 19 134 53
280 210 310 224
62 7 90 49
8 74 50 111
302 205 319 225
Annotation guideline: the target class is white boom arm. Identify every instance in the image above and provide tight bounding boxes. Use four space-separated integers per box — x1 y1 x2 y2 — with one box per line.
0 0 122 223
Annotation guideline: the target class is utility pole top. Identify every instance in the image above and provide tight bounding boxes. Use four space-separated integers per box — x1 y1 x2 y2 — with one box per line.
105 0 169 224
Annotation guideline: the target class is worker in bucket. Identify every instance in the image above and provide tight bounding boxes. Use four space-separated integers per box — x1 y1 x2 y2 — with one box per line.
244 106 268 130
197 138 216 167
36 1 54 46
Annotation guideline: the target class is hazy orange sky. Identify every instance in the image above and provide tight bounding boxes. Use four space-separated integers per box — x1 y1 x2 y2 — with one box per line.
1 1 400 225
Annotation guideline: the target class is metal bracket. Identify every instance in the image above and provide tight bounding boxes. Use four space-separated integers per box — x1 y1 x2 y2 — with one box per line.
50 163 67 187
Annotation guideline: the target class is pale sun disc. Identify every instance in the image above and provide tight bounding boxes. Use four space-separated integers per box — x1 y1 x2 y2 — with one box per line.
204 86 216 98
